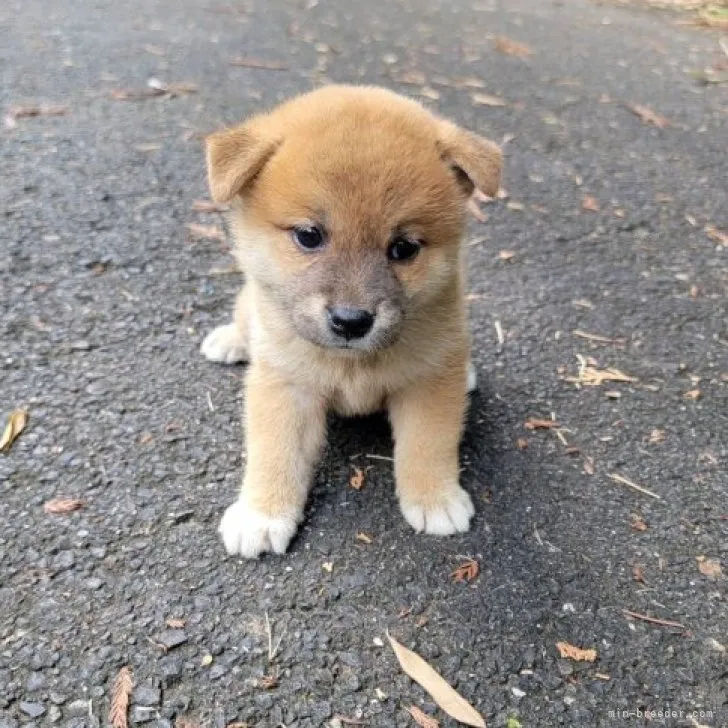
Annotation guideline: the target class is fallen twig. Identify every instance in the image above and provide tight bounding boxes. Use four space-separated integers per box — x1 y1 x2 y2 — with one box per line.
265 611 286 662
573 330 626 345
608 473 661 500
622 609 685 631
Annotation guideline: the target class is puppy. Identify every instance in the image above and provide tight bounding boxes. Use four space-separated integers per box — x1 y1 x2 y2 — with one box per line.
201 85 502 558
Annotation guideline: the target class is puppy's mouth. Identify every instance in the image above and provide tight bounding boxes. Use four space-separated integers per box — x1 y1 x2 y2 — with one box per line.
303 327 399 355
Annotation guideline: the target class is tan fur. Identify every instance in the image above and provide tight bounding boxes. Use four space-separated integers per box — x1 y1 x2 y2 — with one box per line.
202 85 502 557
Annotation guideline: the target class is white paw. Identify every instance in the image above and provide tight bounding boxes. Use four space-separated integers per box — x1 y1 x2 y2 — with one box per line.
201 324 248 364
400 485 475 536
219 499 299 558
466 361 478 392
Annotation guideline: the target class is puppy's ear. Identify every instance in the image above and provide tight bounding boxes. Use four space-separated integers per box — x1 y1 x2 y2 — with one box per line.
437 120 502 198
205 121 280 203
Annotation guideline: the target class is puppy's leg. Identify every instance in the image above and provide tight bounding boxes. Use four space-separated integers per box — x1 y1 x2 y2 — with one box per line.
219 362 327 558
201 286 250 364
389 352 474 535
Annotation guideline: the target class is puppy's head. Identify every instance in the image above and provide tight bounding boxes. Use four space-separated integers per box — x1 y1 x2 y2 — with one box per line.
206 85 501 353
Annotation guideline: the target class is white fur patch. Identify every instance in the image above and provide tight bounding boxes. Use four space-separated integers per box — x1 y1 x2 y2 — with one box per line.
219 500 299 558
399 485 475 536
466 361 478 392
201 324 248 364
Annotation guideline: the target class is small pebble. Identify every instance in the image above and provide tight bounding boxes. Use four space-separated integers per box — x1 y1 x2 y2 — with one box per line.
48 705 62 723
20 701 46 718
131 706 158 724
156 629 187 650
134 686 162 706
26 672 46 691
66 699 90 716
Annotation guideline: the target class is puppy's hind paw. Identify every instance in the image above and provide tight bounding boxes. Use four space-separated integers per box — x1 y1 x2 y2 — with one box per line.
201 324 248 364
399 485 475 536
219 500 299 558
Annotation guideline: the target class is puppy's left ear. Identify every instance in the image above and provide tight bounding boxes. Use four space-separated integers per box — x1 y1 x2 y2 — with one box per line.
205 120 280 203
437 120 502 198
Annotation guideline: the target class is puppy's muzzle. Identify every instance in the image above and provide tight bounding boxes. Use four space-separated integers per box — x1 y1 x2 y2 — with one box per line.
326 305 374 341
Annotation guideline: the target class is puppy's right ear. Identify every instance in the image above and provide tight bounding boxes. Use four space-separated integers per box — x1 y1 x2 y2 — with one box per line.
205 121 280 203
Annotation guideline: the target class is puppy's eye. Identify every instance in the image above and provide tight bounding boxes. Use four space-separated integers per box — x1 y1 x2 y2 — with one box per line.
292 225 325 251
387 236 421 262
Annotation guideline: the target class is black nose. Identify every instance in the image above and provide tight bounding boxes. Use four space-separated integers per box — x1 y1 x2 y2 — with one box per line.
327 306 374 340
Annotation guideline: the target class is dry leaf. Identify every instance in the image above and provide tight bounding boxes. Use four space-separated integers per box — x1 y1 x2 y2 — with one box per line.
229 57 288 70
630 514 648 532
109 666 133 728
44 498 85 514
419 87 440 100
0 409 29 452
142 44 166 56
582 195 601 212
407 706 440 728
705 224 728 246
322 562 333 572
498 250 515 261
166 617 186 629
257 673 279 689
506 201 524 211
471 92 507 107
696 556 722 580
632 564 646 583
516 437 528 450
350 467 366 490
192 199 229 213
494 36 532 57
451 559 479 583
647 428 665 444
387 633 486 727
556 641 597 662
395 71 427 86
456 76 486 89
626 103 670 128
583 457 595 476
684 389 702 400
565 357 637 386
356 531 373 544
524 417 559 430
186 223 225 241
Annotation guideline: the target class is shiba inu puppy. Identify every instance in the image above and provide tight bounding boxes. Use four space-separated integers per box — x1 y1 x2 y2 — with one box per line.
201 85 502 557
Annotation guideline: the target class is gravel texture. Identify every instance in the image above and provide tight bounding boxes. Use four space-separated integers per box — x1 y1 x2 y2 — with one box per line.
1 0 726 726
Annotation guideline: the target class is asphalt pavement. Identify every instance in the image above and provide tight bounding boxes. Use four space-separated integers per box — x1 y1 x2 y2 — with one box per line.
1 0 726 726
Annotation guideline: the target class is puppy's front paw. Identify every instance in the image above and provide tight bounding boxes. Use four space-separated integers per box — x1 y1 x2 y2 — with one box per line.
219 500 299 558
399 485 475 536
201 324 248 364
